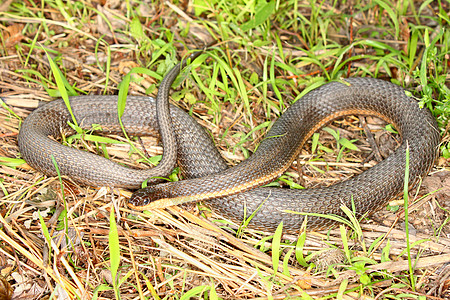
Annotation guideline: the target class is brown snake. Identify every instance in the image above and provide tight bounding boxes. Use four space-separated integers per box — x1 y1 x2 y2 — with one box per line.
18 55 439 232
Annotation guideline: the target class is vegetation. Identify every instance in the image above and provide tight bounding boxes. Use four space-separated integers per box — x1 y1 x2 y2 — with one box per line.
0 0 449 299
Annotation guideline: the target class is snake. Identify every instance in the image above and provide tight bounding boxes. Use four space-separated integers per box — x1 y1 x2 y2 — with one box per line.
18 54 440 232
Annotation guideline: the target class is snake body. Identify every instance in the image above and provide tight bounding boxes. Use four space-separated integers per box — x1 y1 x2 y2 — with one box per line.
18 65 439 232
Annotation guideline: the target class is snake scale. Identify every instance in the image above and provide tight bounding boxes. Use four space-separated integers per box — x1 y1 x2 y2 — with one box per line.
18 55 439 232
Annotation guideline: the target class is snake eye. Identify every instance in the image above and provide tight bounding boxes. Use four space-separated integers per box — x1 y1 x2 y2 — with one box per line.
129 188 154 207
128 185 178 210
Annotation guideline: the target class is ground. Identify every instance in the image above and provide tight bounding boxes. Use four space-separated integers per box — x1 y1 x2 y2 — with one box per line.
0 0 449 299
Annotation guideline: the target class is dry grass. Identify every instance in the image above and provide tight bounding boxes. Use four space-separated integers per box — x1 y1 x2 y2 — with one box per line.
1 0 450 299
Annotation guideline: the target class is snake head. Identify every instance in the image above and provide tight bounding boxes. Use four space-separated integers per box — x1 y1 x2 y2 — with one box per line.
128 185 176 211
128 188 153 209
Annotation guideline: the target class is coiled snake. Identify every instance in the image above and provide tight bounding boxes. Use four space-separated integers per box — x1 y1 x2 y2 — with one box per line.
18 54 439 232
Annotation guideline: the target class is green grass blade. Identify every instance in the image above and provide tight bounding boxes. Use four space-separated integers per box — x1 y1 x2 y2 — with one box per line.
340 225 351 264
295 231 309 267
180 285 210 300
38 212 52 264
271 222 283 276
43 48 78 127
240 0 275 31
402 143 415 291
373 0 399 38
338 138 360 151
270 51 283 105
0 157 26 167
109 206 121 299
282 248 294 276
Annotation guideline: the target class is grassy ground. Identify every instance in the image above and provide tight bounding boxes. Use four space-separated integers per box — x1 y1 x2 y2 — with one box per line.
0 0 449 299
